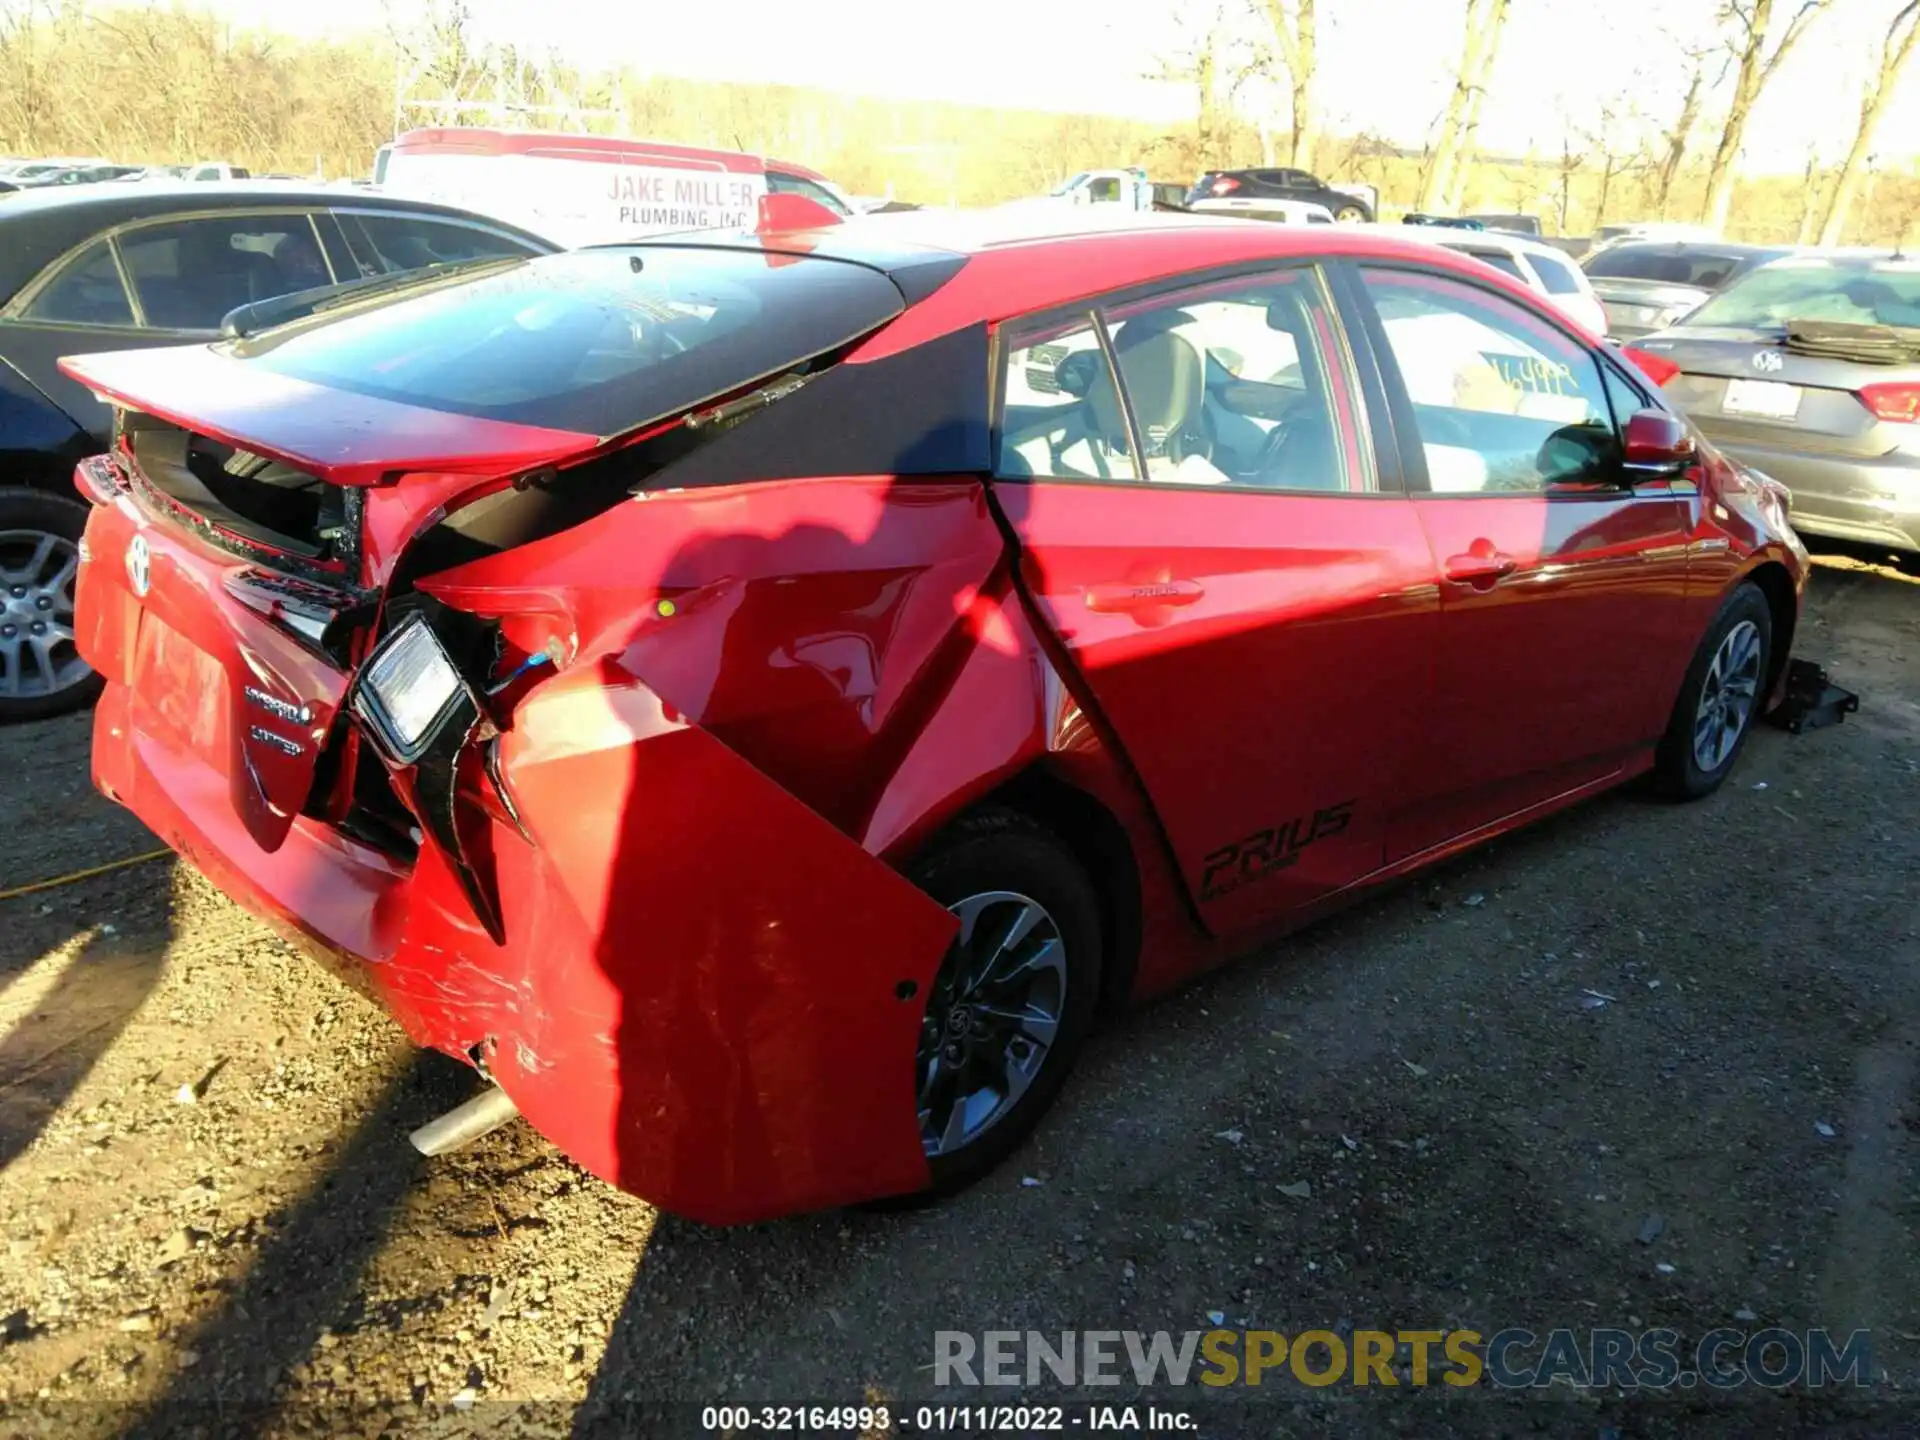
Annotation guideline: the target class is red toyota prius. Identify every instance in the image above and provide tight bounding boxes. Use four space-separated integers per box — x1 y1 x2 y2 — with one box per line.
63 212 1807 1224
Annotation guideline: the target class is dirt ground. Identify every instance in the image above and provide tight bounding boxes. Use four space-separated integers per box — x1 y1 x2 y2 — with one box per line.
0 544 1916 1439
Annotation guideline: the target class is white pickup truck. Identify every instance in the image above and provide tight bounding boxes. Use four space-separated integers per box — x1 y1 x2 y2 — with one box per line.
1041 167 1158 211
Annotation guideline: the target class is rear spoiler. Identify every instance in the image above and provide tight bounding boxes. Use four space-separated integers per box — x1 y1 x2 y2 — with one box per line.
1783 318 1920 366
59 344 599 487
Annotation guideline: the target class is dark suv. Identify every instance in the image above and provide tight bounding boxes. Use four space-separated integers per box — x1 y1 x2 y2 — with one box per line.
0 182 556 719
1185 168 1373 222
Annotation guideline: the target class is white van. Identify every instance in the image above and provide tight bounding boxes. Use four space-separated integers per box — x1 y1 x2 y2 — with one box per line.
372 128 855 246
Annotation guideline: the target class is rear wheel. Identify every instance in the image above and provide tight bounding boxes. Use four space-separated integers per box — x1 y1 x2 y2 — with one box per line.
0 488 98 723
908 811 1101 1198
1652 583 1771 799
1333 204 1368 223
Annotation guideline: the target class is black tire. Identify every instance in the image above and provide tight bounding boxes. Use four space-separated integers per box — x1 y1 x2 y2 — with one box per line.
906 809 1102 1199
1651 583 1772 800
1333 204 1369 223
0 487 99 724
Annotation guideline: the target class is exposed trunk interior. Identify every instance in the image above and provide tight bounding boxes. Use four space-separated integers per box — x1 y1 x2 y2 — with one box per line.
122 411 349 564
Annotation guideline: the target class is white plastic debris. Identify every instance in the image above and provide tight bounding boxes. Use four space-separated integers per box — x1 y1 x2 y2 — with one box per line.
1277 1180 1312 1199
1206 1310 1226 1326
1020 1175 1043 1187
1814 1121 1837 1139
172 1083 198 1106
1656 1262 1677 1275
1402 1061 1429 1078
1215 1129 1244 1145
1463 892 1486 908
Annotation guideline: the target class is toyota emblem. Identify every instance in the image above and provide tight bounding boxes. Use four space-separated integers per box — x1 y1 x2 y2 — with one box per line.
126 533 151 598
1752 350 1785 373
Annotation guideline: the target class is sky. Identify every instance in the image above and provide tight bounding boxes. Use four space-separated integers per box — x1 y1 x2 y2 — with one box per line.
207 0 1920 177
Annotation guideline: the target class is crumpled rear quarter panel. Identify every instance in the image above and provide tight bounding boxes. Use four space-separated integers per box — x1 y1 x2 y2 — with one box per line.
389 477 1031 1221
379 666 959 1224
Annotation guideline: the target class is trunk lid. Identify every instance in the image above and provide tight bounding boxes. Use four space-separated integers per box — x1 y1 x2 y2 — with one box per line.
62 344 600 489
1632 325 1916 460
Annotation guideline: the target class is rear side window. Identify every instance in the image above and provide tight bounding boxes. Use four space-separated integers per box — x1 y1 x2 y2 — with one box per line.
1528 252 1583 295
334 212 541 279
998 267 1369 493
118 216 333 331
1461 249 1527 281
24 240 135 327
232 245 906 435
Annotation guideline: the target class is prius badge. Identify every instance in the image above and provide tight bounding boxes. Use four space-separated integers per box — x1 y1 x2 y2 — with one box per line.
126 534 151 598
1753 350 1785 373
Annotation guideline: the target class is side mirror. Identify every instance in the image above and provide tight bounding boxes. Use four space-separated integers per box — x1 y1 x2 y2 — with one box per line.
1622 408 1696 479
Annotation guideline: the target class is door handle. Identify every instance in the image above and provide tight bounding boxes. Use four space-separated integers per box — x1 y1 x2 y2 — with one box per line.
1442 549 1518 586
1084 579 1206 613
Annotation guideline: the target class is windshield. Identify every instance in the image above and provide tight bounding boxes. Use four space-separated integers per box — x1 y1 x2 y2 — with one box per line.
231 245 906 435
1686 260 1920 331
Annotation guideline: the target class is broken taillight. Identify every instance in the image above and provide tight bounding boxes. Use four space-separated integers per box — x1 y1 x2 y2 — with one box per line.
1620 346 1681 388
1859 381 1920 424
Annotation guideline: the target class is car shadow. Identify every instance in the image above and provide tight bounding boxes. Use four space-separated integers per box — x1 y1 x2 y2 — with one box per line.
120 1049 470 1435
0 711 175 1172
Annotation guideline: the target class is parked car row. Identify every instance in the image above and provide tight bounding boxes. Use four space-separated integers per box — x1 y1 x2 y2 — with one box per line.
41 186 1814 1222
0 181 557 718
1621 249 1920 557
0 158 252 192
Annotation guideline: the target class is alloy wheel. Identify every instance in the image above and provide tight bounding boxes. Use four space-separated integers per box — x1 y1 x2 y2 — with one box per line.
1691 618 1763 772
917 890 1069 1159
0 528 86 703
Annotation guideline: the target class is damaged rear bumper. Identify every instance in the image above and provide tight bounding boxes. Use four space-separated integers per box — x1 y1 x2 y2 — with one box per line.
95 661 959 1224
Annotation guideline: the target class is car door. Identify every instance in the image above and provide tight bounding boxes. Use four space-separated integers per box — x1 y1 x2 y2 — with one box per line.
1345 263 1697 859
1 212 336 442
992 263 1441 936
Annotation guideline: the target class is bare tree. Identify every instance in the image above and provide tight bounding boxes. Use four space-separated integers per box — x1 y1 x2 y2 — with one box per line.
1795 147 1828 242
1700 0 1835 232
1817 0 1919 244
1254 0 1316 171
1418 0 1512 214
1654 44 1719 218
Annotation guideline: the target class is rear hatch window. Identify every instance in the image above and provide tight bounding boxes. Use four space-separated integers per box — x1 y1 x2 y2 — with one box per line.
1688 260 1920 332
225 245 907 437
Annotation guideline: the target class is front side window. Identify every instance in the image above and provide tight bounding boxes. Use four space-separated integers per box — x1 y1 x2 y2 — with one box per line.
22 240 135 327
997 268 1369 493
1361 267 1619 494
117 216 332 331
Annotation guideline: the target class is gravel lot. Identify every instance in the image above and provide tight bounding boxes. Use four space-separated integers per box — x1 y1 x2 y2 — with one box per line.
0 545 1916 1438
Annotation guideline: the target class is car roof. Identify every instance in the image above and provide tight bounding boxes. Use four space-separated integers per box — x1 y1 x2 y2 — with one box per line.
656 208 1549 356
0 182 557 302
1345 221 1567 262
388 126 832 184
1597 239 1789 259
